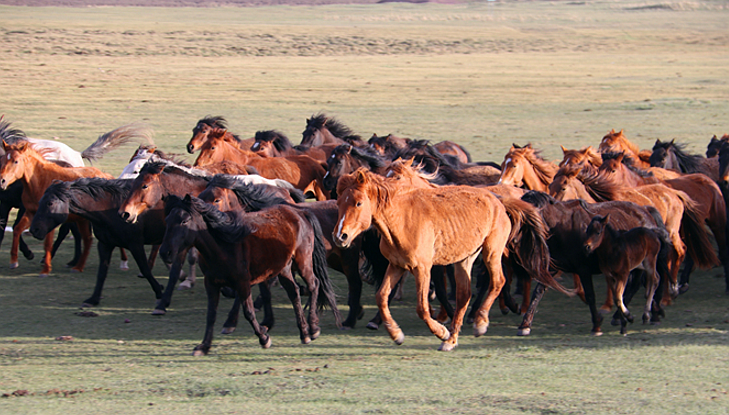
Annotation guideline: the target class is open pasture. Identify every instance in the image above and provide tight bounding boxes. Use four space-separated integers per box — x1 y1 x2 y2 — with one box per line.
0 1 728 413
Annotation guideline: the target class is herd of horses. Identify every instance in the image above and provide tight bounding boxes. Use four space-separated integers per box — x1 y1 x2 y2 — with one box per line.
1 112 728 353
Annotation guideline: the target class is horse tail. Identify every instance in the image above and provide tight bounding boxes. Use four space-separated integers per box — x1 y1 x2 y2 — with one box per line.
500 197 575 297
359 228 389 289
303 210 342 328
676 190 719 269
82 123 154 163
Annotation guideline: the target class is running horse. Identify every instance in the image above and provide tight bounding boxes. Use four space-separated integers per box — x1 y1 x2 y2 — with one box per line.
300 113 368 148
333 168 572 351
0 124 147 276
649 139 719 182
598 129 652 168
250 130 333 163
194 128 330 200
186 115 254 154
497 143 558 192
159 194 341 354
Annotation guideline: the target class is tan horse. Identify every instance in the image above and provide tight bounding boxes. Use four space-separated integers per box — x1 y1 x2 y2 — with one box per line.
598 129 653 168
333 168 570 351
498 143 558 192
195 128 329 200
0 141 114 276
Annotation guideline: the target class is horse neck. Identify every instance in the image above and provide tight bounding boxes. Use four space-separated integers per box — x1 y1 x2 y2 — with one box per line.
560 177 596 203
521 159 555 192
161 172 209 198
192 225 232 267
19 156 68 206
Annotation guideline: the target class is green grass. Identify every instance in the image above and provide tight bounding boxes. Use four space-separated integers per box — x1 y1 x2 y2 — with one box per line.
1 1 729 413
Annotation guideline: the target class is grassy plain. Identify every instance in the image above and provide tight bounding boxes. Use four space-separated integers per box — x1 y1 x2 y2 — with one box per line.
0 1 728 414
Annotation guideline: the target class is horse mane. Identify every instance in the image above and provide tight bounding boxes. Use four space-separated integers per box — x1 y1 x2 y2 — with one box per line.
560 146 602 168
387 158 441 186
600 151 654 178
207 174 294 211
44 177 132 211
511 145 556 184
652 139 703 173
0 117 27 143
197 115 242 142
602 129 640 155
140 160 210 180
337 168 394 207
579 170 620 202
336 144 388 170
521 190 557 208
131 144 191 167
165 194 254 244
307 113 355 139
393 139 463 172
255 130 293 152
2 140 56 160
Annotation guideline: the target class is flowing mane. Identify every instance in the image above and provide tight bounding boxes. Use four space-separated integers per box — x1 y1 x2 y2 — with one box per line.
600 129 641 155
206 174 297 211
337 144 388 170
337 168 395 207
45 178 132 211
306 113 356 139
196 116 242 142
0 116 27 144
140 159 210 179
651 139 703 173
255 130 294 152
600 152 655 178
165 194 253 244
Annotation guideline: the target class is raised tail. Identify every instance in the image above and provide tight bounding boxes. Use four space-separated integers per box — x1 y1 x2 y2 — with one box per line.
676 190 719 269
501 197 575 297
303 210 342 328
82 123 154 163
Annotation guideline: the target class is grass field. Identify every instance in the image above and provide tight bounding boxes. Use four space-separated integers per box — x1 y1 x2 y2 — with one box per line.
0 1 728 414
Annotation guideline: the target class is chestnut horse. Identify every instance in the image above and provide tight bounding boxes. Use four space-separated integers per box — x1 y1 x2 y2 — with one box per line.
583 214 667 335
558 145 602 175
159 194 341 354
186 115 254 154
333 168 571 351
250 130 334 163
300 113 367 148
598 129 652 168
194 128 329 200
498 143 558 192
0 126 138 276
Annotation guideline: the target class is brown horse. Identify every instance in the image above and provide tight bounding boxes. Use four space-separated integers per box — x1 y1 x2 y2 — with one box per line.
300 113 367 148
583 214 666 335
598 155 729 292
250 130 334 163
186 116 254 154
368 134 411 159
159 194 341 354
706 134 729 158
598 129 652 168
323 144 390 197
0 141 113 276
558 145 602 174
194 128 330 200
649 139 719 182
333 168 571 351
498 143 558 192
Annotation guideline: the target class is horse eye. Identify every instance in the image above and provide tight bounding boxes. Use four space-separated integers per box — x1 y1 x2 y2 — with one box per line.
356 201 362 207
211 146 216 150
142 184 148 189
214 199 220 204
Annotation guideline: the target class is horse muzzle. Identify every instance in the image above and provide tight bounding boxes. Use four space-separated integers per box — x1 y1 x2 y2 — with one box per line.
186 143 195 154
333 232 351 249
119 210 137 224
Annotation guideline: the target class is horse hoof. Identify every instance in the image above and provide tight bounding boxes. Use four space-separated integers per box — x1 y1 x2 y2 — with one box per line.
678 283 690 295
393 332 405 345
365 322 379 330
340 325 353 331
221 327 236 335
119 260 129 271
438 341 458 352
23 252 34 260
500 308 509 316
9 262 18 269
516 328 530 336
474 322 488 337
178 281 194 290
192 349 207 357
439 329 451 342
70 268 81 274
151 309 166 315
301 336 311 345
310 328 321 340
599 307 612 315
591 330 603 337
260 336 272 349
642 314 650 324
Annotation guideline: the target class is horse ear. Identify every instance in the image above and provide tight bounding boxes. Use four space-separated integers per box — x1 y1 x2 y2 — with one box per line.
618 129 624 135
670 139 675 145
560 145 568 154
183 194 192 202
354 168 368 184
600 214 610 224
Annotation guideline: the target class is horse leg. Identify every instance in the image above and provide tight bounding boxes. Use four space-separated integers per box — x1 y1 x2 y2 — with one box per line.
678 256 694 294
142 245 160 278
69 220 93 273
572 273 586 303
9 213 30 269
153 249 184 315
579 273 604 335
375 265 407 344
118 248 129 270
409 265 451 347
467 262 489 324
499 260 521 315
599 277 614 314
440 254 477 352
431 265 454 322
221 293 241 335
40 230 55 277
341 247 364 329
278 270 312 344
366 278 402 330
81 241 114 307
237 278 272 349
643 263 660 325
178 248 198 290
517 282 545 336
193 279 221 356
612 269 643 326
473 249 506 337
49 222 74 266
0 203 32 259
610 274 633 335
520 274 531 315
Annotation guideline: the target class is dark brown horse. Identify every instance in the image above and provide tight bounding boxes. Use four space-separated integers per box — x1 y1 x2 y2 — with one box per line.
583 214 666 335
649 139 719 181
333 168 571 350
517 191 671 336
194 128 330 200
706 134 729 158
159 194 341 354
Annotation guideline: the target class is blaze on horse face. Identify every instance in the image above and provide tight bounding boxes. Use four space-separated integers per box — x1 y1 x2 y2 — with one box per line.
333 171 374 249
